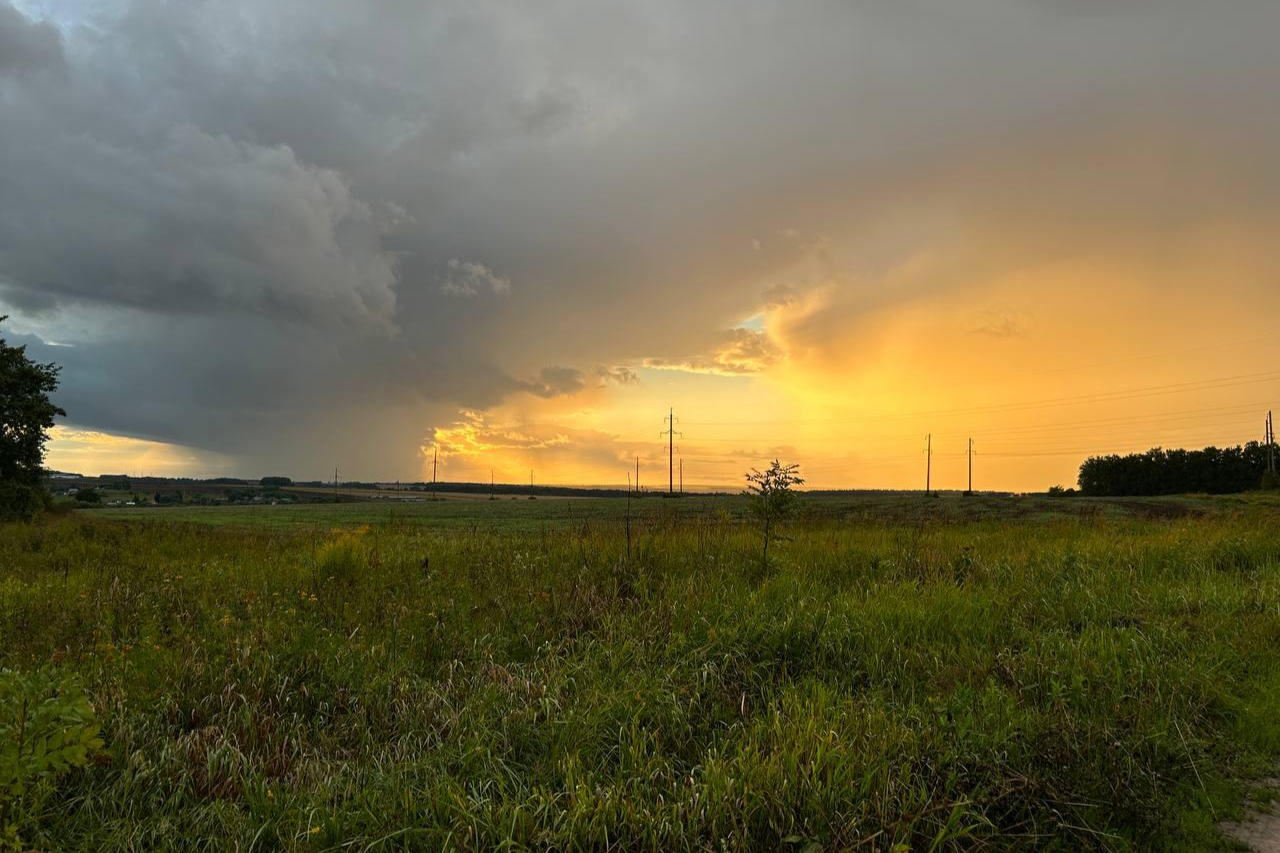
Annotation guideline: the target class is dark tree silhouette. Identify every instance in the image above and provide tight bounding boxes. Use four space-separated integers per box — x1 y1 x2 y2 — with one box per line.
1078 443 1271 496
1 317 65 520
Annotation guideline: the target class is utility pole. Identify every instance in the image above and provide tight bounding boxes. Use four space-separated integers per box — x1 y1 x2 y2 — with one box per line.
635 456 640 494
967 438 974 495
432 446 438 495
661 408 681 494
679 458 683 495
1268 410 1276 474
333 467 339 499
924 434 932 494
1264 409 1274 473
490 469 494 500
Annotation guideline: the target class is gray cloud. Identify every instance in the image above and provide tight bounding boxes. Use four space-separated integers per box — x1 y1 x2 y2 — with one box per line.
1 124 400 326
595 366 640 387
1 0 1277 477
968 311 1030 340
519 366 587 399
0 2 63 77
643 329 783 376
441 259 511 298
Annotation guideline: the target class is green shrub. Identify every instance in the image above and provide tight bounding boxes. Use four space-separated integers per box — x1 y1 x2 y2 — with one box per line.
0 668 103 848
0 483 47 523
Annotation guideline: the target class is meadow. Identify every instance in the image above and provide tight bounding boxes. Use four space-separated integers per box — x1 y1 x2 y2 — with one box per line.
3 494 1280 851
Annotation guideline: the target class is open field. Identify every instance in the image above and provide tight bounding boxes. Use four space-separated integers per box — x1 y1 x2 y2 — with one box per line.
77 490 1280 531
4 495 1280 850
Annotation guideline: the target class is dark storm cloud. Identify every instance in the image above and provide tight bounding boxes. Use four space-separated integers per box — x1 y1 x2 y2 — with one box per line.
2 0 1278 477
0 1 63 76
519 367 587 399
1 124 401 325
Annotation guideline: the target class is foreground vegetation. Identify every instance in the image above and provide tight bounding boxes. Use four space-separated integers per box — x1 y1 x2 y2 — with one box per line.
3 496 1280 850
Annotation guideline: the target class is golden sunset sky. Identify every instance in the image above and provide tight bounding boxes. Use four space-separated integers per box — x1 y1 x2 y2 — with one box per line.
3 1 1276 491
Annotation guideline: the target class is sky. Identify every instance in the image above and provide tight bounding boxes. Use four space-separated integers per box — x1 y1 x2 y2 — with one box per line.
3 0 1279 491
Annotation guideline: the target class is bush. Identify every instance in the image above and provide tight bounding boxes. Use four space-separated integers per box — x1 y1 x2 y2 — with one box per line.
314 530 371 589
1 668 103 847
0 482 48 523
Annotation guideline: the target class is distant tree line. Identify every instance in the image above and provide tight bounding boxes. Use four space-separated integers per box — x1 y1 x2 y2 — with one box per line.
402 481 639 499
1078 442 1273 496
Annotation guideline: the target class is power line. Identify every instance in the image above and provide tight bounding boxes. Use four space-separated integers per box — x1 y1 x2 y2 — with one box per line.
762 424 1265 475
681 368 1280 428
915 333 1280 395
666 404 1270 448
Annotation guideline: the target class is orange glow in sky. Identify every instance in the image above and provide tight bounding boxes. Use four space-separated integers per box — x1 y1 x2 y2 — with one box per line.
17 1 1279 492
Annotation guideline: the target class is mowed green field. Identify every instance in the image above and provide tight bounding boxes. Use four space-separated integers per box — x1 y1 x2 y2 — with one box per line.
4 494 1280 851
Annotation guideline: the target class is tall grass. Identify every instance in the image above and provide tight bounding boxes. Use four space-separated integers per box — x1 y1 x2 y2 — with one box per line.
1 506 1279 850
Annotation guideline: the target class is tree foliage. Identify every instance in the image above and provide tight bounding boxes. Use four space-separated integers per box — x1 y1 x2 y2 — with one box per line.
0 318 65 521
1078 443 1272 496
743 459 804 565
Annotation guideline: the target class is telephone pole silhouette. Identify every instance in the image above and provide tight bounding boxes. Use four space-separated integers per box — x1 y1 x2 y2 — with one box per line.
661 408 681 494
966 438 975 495
1268 411 1276 474
432 446 438 495
635 456 640 493
924 434 932 494
679 458 683 495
